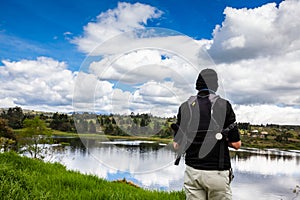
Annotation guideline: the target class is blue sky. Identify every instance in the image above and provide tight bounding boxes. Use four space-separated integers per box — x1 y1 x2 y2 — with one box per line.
1 0 283 70
1 0 300 125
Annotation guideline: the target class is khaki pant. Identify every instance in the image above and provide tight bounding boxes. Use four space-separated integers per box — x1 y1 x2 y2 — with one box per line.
184 165 232 200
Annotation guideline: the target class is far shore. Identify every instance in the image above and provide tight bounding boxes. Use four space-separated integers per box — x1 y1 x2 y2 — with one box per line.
51 130 300 151
52 130 173 144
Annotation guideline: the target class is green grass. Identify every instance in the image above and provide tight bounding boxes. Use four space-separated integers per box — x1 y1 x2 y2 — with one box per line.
0 152 185 200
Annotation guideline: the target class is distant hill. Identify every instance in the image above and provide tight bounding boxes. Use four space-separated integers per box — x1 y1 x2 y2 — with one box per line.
0 107 58 117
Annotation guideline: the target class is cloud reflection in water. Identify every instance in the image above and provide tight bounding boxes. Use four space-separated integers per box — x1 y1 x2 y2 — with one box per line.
49 139 300 199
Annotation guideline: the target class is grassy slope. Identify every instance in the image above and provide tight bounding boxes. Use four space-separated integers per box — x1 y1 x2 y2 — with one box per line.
0 152 185 200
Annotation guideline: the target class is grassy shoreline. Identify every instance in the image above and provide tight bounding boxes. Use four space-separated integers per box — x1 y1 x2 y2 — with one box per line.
0 152 185 200
239 135 300 150
51 130 173 144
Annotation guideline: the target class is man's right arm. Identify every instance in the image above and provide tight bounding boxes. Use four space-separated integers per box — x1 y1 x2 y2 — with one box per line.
228 140 242 150
226 101 242 150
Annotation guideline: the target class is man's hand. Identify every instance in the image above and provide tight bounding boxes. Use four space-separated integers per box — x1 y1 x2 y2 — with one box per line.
173 142 180 150
228 140 242 150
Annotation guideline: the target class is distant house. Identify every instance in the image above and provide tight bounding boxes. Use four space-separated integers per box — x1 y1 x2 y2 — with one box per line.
261 131 269 139
250 130 268 138
250 130 259 137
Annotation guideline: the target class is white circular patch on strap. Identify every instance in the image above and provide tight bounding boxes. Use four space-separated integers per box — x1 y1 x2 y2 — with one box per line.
215 133 223 140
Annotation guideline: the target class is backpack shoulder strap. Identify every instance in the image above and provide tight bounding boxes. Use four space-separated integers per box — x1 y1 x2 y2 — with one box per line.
208 93 220 111
187 95 197 106
186 95 198 132
173 95 199 165
208 94 229 170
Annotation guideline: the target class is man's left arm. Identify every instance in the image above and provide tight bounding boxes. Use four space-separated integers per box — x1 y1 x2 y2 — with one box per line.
172 106 181 150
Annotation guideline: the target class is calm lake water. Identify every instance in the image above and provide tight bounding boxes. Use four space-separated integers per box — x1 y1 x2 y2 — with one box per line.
46 137 300 200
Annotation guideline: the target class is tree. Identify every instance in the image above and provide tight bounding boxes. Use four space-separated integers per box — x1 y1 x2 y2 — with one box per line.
50 112 75 132
282 130 293 142
1 106 24 129
140 114 151 127
104 116 111 124
111 117 116 125
88 121 96 133
238 122 250 130
0 118 16 140
140 118 146 127
76 119 88 133
133 117 138 125
20 116 52 159
153 121 161 134
0 118 17 151
98 116 104 126
104 124 114 135
275 134 283 143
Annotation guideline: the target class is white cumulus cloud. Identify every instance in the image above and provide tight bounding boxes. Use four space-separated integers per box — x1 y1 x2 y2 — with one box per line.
72 2 163 54
207 0 300 125
0 57 76 112
209 0 300 62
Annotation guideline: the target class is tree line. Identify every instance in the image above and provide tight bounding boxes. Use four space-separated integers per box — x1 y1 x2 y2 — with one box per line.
0 107 175 151
0 107 176 158
1 106 300 155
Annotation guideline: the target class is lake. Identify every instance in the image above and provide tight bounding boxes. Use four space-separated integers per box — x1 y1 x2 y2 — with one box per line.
47 137 300 200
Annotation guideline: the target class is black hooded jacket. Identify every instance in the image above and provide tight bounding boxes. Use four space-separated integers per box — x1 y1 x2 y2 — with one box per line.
174 92 240 170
